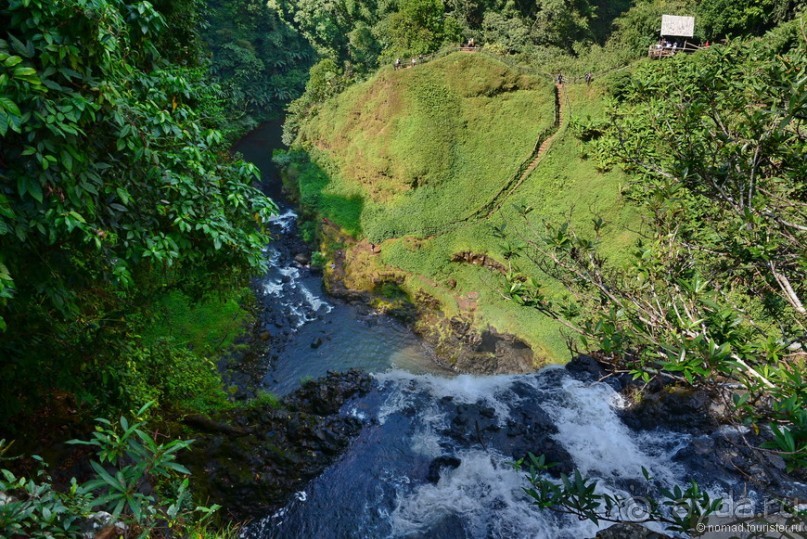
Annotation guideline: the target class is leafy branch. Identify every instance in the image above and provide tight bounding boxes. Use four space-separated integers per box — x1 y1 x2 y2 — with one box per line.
516 453 723 535
1 402 219 537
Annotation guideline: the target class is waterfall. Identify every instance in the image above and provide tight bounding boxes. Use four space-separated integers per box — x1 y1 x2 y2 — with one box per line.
243 367 743 538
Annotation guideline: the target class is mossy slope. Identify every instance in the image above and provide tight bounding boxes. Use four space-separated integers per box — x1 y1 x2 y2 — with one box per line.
293 52 638 363
298 52 555 239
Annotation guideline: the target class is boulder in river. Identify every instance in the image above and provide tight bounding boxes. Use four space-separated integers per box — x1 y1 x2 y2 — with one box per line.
437 378 575 476
426 456 462 483
181 370 372 520
595 523 671 539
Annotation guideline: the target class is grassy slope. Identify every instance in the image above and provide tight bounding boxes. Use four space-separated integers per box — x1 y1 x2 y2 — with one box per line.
141 289 252 356
295 52 639 363
298 53 555 238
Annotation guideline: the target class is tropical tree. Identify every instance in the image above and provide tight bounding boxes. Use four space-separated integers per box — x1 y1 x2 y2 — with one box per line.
697 0 799 39
0 0 275 417
204 0 315 128
376 0 461 56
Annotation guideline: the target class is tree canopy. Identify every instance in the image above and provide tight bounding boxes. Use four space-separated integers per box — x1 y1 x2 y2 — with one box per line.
0 0 275 417
510 19 807 469
203 0 315 132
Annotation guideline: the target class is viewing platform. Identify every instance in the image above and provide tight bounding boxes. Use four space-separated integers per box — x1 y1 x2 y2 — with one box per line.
648 41 702 58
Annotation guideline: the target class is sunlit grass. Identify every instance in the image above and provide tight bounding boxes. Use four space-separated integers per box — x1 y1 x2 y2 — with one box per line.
141 289 252 356
294 53 640 364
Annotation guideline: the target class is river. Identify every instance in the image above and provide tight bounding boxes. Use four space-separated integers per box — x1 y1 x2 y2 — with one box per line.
232 122 802 539
233 121 451 396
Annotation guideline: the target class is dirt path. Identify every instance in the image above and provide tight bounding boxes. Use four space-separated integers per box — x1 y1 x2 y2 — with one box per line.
520 84 565 181
478 82 566 219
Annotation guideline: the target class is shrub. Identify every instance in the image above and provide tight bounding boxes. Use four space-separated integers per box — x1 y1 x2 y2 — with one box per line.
0 404 221 537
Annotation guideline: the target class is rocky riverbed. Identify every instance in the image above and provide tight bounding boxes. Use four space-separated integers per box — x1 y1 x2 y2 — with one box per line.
181 355 807 536
182 370 372 521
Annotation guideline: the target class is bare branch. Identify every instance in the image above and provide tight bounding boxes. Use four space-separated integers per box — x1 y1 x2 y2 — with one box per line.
769 261 806 315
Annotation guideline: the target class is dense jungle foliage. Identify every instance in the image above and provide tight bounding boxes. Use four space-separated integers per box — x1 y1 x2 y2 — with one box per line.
0 0 293 533
202 0 315 135
270 0 802 75
0 0 281 427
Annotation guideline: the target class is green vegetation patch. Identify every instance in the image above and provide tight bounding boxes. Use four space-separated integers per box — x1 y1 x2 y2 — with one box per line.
142 289 252 355
288 53 640 364
132 289 254 413
297 53 555 241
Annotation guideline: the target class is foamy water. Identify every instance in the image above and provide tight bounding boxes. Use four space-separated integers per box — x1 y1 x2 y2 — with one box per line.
244 368 738 538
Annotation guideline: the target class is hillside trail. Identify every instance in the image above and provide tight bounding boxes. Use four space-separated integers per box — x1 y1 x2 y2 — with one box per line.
519 84 565 187
477 82 566 220
379 82 569 241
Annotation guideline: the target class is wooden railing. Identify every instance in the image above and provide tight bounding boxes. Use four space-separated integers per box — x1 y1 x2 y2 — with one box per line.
648 41 702 58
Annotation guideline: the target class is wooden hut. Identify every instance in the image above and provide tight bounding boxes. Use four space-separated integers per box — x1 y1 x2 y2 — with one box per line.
649 15 699 58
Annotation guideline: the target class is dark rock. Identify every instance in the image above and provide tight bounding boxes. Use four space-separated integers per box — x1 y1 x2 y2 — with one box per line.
310 337 323 349
440 326 535 374
183 414 250 436
285 370 372 416
764 452 787 472
566 355 626 391
427 456 462 483
669 426 807 498
436 388 574 477
594 523 671 539
181 370 372 521
259 331 271 341
691 435 715 455
294 253 310 265
620 386 718 435
566 355 607 379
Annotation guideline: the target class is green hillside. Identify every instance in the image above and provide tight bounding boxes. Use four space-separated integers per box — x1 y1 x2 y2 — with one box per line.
286 51 640 364
296 53 553 237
